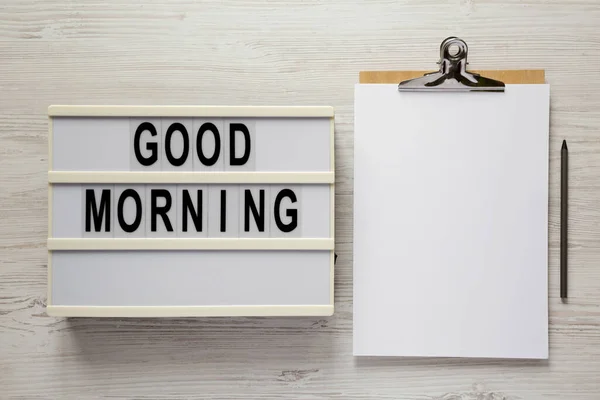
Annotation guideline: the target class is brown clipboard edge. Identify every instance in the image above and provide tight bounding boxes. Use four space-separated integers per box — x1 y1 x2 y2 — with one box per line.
359 70 545 84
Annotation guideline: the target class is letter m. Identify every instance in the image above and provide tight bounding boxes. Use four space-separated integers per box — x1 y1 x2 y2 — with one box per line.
85 189 111 232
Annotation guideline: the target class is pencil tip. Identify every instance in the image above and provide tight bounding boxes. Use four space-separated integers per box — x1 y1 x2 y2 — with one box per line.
562 140 568 150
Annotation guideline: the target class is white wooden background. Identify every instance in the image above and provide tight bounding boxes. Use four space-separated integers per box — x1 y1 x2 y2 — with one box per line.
1 0 599 398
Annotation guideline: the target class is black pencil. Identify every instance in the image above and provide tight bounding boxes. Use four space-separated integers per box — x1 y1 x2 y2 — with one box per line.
561 140 568 300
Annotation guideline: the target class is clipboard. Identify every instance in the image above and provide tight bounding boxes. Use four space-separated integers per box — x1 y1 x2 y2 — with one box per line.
353 37 550 359
360 37 545 86
360 69 544 85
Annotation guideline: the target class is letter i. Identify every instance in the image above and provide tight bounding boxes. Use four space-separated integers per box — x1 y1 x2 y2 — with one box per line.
220 189 227 232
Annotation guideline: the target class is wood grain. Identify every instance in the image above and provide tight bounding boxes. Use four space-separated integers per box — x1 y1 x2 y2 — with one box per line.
1 0 600 399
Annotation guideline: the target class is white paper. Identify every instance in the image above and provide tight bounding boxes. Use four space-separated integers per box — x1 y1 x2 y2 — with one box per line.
353 84 549 359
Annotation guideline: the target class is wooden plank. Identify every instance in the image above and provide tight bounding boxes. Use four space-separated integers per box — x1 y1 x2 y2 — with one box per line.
360 70 545 84
2 0 600 398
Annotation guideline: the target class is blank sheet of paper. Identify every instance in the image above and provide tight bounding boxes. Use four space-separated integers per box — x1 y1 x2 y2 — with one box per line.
353 84 549 359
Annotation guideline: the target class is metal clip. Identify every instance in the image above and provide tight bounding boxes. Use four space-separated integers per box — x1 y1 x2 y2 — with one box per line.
398 37 505 92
